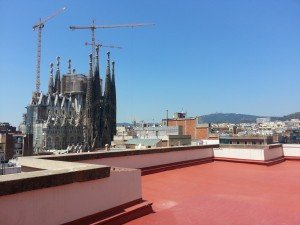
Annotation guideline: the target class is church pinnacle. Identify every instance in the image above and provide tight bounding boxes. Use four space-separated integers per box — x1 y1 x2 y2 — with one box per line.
54 56 61 94
48 63 54 95
111 61 117 137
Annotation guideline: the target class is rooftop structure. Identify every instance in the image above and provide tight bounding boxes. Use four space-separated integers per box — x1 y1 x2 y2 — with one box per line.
0 133 33 160
162 113 212 140
0 143 299 224
125 138 162 149
134 125 183 139
0 122 16 134
219 135 274 146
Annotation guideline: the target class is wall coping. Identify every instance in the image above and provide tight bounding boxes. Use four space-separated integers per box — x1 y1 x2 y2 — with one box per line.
0 145 217 196
37 144 219 162
0 143 288 196
283 144 300 148
0 158 110 196
219 143 282 149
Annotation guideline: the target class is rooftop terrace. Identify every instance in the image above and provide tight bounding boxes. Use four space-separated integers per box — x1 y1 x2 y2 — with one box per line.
127 161 300 225
0 144 299 224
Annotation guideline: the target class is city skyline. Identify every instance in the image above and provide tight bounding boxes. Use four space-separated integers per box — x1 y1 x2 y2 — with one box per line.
1 0 300 126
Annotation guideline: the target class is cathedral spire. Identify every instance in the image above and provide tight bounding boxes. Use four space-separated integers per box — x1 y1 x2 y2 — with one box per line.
102 52 112 145
93 46 101 98
68 59 72 74
85 54 94 146
106 51 111 75
111 61 115 83
48 63 54 95
89 53 93 76
87 53 93 108
104 52 111 97
94 46 100 77
111 61 117 136
91 47 102 148
87 54 93 103
54 56 61 94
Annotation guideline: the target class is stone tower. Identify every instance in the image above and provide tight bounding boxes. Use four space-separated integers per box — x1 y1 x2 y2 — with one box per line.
48 63 54 95
54 56 61 94
85 54 94 147
92 46 102 148
111 61 117 138
101 52 112 145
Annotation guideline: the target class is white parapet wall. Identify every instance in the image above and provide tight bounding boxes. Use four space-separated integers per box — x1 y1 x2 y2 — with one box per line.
80 147 214 169
214 145 284 161
214 147 265 160
282 144 300 157
201 139 220 145
0 168 141 225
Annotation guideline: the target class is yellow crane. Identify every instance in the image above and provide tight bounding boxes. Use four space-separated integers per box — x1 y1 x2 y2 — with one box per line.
33 7 66 94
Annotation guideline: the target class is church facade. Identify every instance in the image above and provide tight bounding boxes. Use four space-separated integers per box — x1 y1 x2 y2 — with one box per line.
21 47 117 151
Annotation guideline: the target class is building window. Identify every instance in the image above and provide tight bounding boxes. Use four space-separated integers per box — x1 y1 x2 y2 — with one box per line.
237 141 240 144
245 141 247 145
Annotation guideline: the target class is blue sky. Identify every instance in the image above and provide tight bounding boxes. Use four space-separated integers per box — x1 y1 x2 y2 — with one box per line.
0 0 300 126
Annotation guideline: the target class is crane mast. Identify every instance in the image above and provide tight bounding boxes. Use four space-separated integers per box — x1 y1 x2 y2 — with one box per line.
35 22 42 95
33 7 66 94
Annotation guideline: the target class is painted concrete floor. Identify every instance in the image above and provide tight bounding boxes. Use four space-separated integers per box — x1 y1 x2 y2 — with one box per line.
126 161 300 225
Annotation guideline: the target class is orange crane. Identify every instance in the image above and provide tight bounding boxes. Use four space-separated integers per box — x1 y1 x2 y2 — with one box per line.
70 20 154 68
33 7 66 94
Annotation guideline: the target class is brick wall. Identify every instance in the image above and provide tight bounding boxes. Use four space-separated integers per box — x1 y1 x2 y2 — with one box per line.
167 118 209 140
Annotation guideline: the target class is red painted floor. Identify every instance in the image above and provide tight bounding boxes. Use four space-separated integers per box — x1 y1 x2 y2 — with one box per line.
126 161 300 225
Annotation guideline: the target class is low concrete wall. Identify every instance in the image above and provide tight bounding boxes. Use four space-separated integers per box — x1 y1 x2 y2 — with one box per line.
0 168 141 225
283 144 300 157
214 144 284 161
214 148 265 160
264 145 284 161
80 148 214 169
0 166 21 175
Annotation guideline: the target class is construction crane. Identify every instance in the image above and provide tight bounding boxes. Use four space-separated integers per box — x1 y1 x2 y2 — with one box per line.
70 20 154 68
85 42 122 49
33 6 66 94
85 42 122 69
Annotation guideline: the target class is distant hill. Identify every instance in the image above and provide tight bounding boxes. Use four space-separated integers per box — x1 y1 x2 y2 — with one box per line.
271 112 300 121
200 112 300 124
117 122 132 127
118 112 300 126
201 113 260 124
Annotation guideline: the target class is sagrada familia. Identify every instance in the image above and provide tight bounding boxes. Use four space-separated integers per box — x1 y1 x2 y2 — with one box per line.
21 47 116 151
